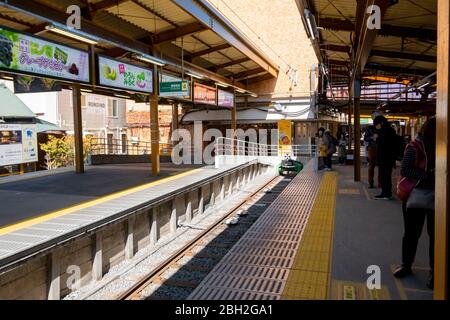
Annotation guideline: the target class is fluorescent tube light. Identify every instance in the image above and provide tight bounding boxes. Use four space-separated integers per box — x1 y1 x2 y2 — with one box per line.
114 94 131 99
306 17 315 40
215 82 229 88
133 54 166 67
186 72 204 80
1 75 14 81
236 89 246 94
45 24 98 45
417 82 430 90
80 89 93 93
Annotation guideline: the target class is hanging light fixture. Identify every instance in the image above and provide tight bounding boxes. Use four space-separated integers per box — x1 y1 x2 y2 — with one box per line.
45 23 99 45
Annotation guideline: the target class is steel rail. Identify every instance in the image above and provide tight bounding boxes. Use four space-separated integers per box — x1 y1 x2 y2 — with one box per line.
118 174 282 300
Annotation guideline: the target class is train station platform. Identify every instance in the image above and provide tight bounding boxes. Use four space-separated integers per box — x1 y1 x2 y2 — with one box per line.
0 163 201 228
0 160 269 275
187 163 433 300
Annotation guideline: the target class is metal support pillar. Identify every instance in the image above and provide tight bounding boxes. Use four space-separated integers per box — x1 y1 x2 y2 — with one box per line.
231 89 237 155
150 63 160 176
435 0 450 300
72 85 84 173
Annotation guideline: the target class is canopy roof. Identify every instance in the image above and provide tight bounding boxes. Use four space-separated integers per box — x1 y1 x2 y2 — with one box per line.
0 0 279 90
296 0 436 86
36 118 65 133
0 84 36 119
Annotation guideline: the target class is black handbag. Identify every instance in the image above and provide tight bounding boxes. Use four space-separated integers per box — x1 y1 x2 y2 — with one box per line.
406 187 435 210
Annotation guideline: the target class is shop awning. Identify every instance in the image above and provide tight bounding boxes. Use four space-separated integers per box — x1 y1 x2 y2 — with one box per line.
0 84 36 119
35 118 65 133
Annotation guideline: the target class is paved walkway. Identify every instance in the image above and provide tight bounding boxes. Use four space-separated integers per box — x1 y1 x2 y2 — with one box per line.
186 162 433 300
331 164 433 300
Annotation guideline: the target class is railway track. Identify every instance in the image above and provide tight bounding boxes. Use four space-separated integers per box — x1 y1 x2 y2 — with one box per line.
118 175 293 300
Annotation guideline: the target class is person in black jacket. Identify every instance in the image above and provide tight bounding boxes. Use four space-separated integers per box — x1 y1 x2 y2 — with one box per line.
373 115 397 200
393 118 435 289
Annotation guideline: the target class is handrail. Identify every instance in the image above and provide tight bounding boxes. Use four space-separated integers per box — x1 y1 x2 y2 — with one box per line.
215 137 317 158
90 138 173 156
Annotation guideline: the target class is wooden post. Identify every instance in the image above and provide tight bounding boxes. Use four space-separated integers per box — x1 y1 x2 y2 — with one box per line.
348 87 353 150
72 85 84 173
353 79 361 182
172 103 179 136
150 63 160 176
435 0 450 300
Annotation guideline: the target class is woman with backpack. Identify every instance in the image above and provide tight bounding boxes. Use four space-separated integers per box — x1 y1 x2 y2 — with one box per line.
394 118 436 289
323 129 337 171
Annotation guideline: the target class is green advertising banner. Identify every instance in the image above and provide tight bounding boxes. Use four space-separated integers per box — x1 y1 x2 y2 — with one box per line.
159 81 190 97
97 55 153 94
0 26 90 83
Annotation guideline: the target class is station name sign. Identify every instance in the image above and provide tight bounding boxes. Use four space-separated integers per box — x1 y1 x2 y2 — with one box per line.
218 89 234 108
0 26 90 83
160 81 190 97
194 83 216 105
97 55 153 94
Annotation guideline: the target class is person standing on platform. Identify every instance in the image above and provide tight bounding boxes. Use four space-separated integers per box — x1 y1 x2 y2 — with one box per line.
337 131 348 165
373 115 397 199
323 129 337 171
364 124 380 188
317 127 327 170
394 118 435 289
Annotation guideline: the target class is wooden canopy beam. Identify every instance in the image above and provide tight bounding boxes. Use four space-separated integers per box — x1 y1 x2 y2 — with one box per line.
151 22 208 45
370 49 436 63
209 57 251 72
188 43 232 58
319 17 437 41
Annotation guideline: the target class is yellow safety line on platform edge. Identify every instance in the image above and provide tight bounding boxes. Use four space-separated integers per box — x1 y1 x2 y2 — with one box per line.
0 168 202 236
282 172 337 300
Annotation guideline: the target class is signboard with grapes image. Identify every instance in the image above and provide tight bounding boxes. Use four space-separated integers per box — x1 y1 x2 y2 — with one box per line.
98 56 153 94
0 26 89 83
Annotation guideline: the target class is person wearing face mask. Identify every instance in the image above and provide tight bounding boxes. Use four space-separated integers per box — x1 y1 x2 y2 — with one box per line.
394 118 436 289
373 115 397 200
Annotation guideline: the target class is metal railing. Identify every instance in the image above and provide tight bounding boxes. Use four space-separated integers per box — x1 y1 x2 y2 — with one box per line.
215 137 317 158
90 138 173 156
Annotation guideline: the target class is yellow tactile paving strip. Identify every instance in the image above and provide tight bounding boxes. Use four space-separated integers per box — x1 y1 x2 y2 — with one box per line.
282 172 337 300
330 280 391 300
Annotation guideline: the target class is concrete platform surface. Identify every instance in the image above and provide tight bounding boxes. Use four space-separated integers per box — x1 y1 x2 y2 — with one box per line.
331 164 433 300
0 163 201 228
0 161 256 264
